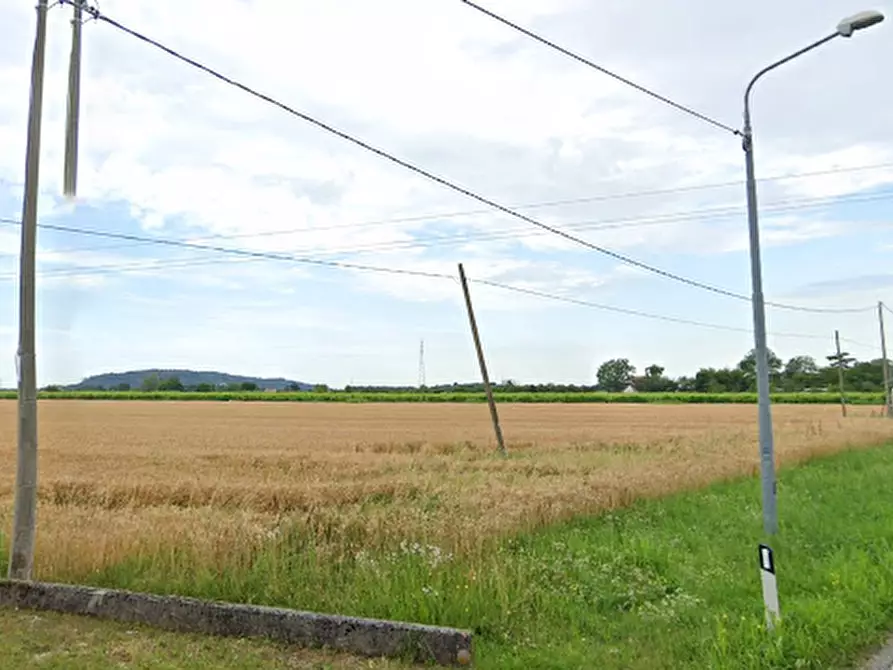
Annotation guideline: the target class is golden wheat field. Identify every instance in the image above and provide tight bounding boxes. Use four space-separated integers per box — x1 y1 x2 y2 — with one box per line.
2 399 893 580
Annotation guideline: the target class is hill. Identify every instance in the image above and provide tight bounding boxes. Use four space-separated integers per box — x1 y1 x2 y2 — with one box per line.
65 369 313 392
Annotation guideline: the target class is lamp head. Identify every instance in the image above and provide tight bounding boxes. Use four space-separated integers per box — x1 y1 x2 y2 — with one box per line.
837 10 884 37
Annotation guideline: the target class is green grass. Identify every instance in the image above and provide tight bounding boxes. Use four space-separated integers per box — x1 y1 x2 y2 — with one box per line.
0 389 882 404
0 609 412 669
5 443 893 668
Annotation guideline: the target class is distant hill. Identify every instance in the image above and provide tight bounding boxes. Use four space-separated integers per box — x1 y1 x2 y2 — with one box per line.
65 369 313 392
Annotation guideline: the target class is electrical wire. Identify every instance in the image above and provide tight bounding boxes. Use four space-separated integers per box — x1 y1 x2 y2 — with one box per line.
0 232 832 342
457 0 739 135
0 220 880 350
0 213 883 317
472 279 827 340
17 183 893 259
59 0 869 316
5 159 892 255
0 220 454 281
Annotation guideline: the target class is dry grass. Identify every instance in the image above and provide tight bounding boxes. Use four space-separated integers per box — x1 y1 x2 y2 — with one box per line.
2 399 892 581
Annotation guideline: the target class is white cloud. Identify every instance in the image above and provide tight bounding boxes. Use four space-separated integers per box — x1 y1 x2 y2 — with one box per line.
1 0 892 385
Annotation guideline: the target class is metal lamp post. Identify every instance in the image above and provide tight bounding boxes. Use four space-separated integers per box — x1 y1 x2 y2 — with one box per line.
742 8 884 627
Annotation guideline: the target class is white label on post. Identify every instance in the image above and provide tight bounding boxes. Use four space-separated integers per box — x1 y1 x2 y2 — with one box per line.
759 543 781 628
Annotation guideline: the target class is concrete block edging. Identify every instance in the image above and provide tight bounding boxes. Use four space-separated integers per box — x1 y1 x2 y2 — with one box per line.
0 580 473 666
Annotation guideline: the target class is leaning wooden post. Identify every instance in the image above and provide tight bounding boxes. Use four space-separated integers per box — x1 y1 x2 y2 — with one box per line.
835 329 847 418
457 263 507 456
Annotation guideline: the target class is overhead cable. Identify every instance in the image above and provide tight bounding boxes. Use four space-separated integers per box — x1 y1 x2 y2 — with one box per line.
56 0 867 316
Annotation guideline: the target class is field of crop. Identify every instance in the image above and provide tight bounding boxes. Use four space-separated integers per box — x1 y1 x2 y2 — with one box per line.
0 389 886 403
4 400 893 667
0 399 891 576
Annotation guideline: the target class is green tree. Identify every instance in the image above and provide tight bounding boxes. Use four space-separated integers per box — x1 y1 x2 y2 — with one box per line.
240 382 259 391
632 364 678 392
782 355 820 391
195 383 214 392
597 358 636 392
141 373 160 392
826 349 856 370
784 355 819 377
737 348 783 390
158 376 184 392
675 375 696 392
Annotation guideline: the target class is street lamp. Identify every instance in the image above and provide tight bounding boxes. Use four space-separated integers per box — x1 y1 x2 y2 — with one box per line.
742 8 883 628
743 7 884 539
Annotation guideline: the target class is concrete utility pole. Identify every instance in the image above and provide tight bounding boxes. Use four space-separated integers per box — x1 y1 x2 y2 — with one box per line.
418 339 426 389
879 302 892 417
9 0 50 582
64 0 85 198
457 264 506 456
835 330 847 418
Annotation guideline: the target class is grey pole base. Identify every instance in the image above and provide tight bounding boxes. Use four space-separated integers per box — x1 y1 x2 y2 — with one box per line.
0 580 473 666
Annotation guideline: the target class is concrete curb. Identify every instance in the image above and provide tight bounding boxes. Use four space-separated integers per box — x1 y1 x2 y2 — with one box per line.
0 580 473 666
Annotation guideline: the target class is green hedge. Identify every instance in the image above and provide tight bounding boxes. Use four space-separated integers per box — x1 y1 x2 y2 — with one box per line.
0 390 884 404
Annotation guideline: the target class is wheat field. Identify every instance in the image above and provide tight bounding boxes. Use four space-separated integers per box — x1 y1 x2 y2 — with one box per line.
2 399 893 581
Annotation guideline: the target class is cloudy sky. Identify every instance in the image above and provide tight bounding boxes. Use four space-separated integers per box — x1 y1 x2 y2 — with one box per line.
1 0 892 388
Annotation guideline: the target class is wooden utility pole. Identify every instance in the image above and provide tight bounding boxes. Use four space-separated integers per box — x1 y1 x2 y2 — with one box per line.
879 302 892 418
457 264 506 456
835 330 847 418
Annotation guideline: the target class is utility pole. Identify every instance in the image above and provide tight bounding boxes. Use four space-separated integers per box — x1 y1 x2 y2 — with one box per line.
879 302 892 417
457 264 506 456
834 330 847 418
63 0 85 198
9 0 50 582
418 339 426 389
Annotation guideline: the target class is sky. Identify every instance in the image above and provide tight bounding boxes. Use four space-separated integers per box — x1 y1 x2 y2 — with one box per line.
0 0 892 388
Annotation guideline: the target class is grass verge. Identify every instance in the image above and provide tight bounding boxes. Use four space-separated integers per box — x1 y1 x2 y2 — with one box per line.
0 609 411 669
4 443 893 668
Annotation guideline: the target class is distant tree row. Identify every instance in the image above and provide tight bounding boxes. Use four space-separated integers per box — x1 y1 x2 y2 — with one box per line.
38 347 889 394
595 348 888 393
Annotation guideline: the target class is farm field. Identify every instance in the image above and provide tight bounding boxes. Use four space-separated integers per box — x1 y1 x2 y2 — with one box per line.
1 400 893 575
4 400 893 667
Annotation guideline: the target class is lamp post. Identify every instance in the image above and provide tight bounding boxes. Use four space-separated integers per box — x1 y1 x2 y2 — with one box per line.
743 7 883 538
742 8 883 627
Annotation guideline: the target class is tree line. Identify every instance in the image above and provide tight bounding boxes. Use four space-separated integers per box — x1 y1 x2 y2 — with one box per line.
350 347 889 394
39 348 889 394
593 347 888 393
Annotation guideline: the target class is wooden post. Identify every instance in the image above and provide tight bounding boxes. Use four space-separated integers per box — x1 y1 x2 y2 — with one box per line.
835 329 847 418
879 302 892 418
457 263 506 456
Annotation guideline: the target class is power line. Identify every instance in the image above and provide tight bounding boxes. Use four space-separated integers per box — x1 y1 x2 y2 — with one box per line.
61 0 866 316
0 220 876 347
0 219 453 281
457 0 739 136
0 232 832 343
17 183 893 260
0 215 882 316
6 159 893 258
473 279 828 340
